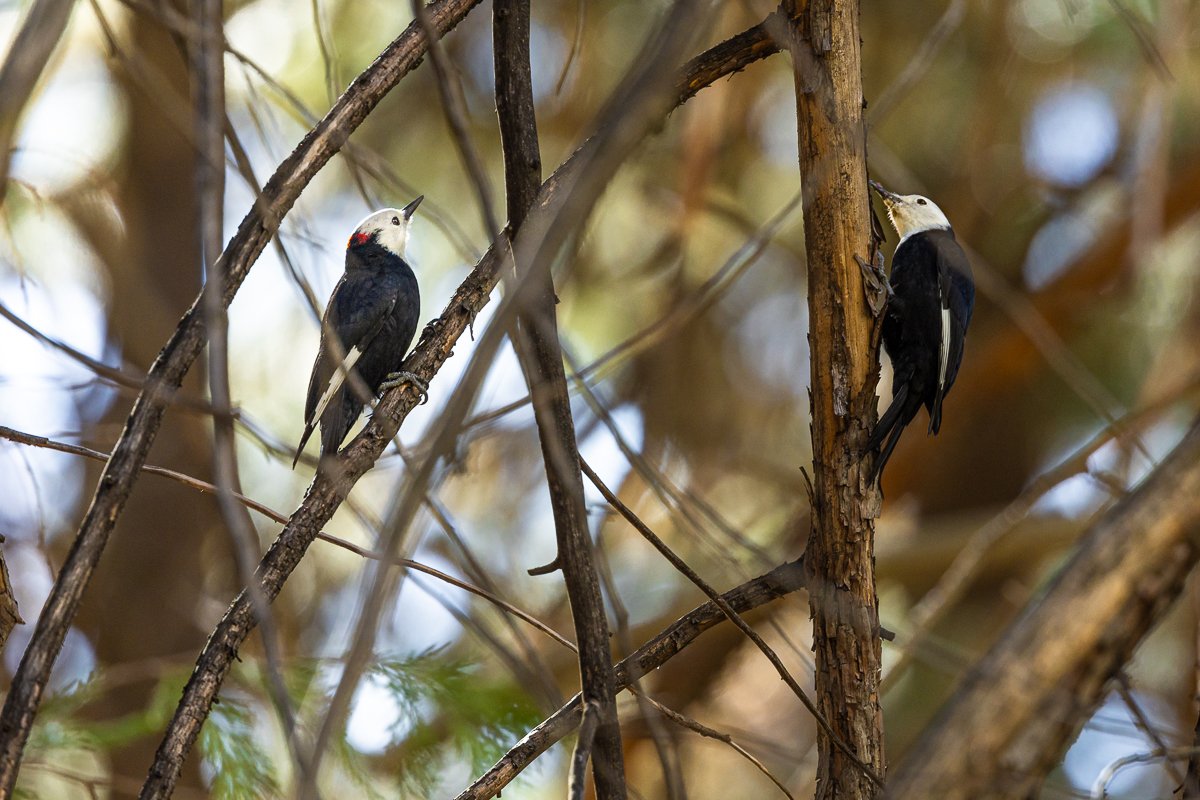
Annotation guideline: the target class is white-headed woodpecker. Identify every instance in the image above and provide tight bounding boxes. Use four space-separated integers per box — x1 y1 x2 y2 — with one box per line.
865 180 975 481
293 197 426 467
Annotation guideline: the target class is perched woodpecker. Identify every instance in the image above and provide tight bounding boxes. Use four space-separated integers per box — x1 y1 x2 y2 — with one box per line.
865 180 975 481
293 197 426 467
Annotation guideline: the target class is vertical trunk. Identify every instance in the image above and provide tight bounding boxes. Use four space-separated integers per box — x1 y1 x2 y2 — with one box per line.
785 1 886 796
494 1 626 795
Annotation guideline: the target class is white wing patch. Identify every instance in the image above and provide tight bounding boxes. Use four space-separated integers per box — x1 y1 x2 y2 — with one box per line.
938 301 951 394
311 345 363 426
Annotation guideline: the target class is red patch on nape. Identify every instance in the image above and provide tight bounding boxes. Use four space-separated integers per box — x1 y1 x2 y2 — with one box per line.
348 231 372 248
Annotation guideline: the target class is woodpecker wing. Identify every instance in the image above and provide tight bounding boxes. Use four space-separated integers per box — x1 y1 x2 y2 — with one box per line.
294 273 397 466
929 233 974 433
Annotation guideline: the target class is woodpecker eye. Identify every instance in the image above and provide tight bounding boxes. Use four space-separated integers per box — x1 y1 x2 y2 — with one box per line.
391 215 400 225
917 198 927 206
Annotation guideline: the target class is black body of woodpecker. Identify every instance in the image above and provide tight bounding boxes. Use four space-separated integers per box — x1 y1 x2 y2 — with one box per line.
866 181 975 481
294 197 424 466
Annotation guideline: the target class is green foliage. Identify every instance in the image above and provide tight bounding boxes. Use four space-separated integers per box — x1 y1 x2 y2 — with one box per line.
361 648 542 797
198 693 280 800
17 670 187 797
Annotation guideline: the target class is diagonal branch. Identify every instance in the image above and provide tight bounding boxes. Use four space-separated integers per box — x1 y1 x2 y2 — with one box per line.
0 0 76 207
191 0 311 787
0 1 485 795
581 459 881 786
453 558 807 800
0 424 574 652
889 416 1200 800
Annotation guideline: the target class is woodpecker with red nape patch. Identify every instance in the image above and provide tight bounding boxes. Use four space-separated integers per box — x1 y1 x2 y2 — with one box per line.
865 180 975 482
293 197 427 467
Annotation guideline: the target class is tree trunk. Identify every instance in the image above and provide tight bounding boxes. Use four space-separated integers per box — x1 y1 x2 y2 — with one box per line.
785 1 886 796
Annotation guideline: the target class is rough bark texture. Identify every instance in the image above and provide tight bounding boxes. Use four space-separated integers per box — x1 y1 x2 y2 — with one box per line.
494 0 626 794
785 1 886 797
889 416 1200 800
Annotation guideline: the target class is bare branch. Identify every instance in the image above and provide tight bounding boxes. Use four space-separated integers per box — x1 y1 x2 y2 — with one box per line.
494 0 626 793
0 424 575 653
415 0 500 238
454 559 807 800
581 459 881 787
630 687 796 800
882 378 1200 692
889 417 1200 800
868 0 966 124
190 0 312 788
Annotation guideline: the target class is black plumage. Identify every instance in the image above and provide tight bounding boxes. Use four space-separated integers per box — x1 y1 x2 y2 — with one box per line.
294 233 420 465
867 226 975 481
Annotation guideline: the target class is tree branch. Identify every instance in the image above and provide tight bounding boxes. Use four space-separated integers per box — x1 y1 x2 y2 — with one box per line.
889 416 1200 800
0 0 76 207
453 558 807 800
494 0 626 795
581 459 881 785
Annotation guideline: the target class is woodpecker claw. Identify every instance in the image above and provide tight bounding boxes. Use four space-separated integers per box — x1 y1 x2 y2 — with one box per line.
856 252 891 316
379 371 429 404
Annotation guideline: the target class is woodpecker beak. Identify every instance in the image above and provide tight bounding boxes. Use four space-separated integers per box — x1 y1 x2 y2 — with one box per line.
401 195 424 220
869 180 901 205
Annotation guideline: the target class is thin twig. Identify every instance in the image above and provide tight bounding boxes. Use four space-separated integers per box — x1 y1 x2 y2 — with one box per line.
594 514 686 800
1092 746 1200 799
1114 673 1186 785
0 424 575 652
413 0 501 239
882 379 1200 692
580 459 883 788
868 0 966 124
630 687 796 800
570 700 602 800
190 0 313 788
453 558 807 800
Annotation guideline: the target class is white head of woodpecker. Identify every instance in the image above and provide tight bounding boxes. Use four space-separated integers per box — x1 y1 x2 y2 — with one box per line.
348 195 424 258
869 180 951 243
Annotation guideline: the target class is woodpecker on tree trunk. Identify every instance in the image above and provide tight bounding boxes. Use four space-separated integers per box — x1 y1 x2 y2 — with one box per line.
293 197 427 467
865 180 975 482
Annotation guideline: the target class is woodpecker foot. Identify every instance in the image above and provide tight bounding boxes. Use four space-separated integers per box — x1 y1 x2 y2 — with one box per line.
379 371 429 404
460 300 478 340
856 252 890 316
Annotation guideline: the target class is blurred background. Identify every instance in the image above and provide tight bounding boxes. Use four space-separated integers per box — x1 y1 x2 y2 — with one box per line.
1 0 1199 797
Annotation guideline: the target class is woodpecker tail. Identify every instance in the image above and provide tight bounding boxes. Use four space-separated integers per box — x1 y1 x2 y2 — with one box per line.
866 382 916 483
293 422 317 469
